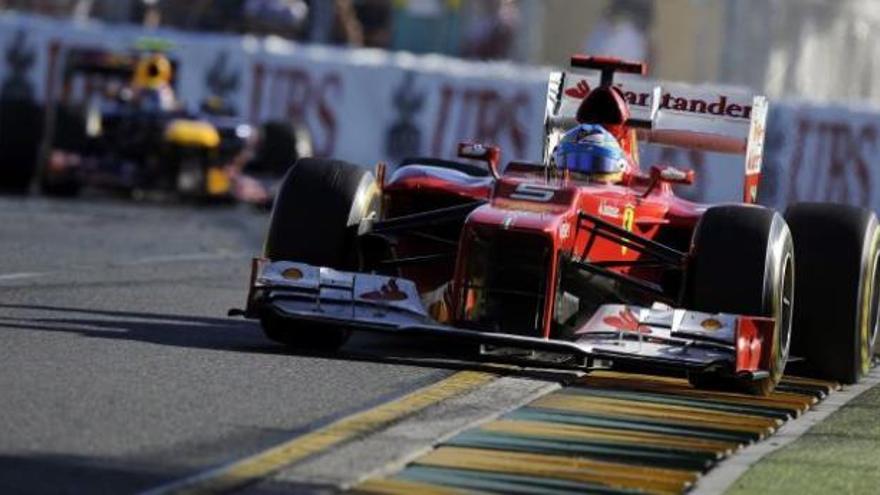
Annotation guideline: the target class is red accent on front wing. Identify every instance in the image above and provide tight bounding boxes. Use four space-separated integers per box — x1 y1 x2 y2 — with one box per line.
743 173 761 204
734 316 775 373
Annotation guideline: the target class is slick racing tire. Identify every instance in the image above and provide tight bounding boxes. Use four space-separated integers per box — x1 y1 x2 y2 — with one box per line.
251 121 313 177
38 104 89 197
39 170 82 197
264 158 378 267
687 205 795 395
0 99 43 194
785 203 880 384
172 150 230 203
261 158 378 351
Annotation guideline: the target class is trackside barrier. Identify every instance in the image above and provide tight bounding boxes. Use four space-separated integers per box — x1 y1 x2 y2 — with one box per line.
0 13 879 211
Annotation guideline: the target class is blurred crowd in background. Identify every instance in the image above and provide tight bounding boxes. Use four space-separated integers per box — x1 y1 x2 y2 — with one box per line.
0 0 533 60
5 0 880 105
0 0 656 65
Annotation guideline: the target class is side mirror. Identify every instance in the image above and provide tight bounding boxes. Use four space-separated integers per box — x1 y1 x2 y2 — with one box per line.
650 165 694 185
458 142 501 179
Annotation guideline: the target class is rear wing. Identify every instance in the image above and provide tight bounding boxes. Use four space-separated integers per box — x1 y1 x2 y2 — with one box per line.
544 65 768 203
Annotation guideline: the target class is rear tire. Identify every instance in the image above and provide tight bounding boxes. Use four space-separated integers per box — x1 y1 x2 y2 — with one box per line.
687 205 794 395
0 99 43 194
39 172 82 197
261 158 378 351
785 203 879 384
250 121 312 177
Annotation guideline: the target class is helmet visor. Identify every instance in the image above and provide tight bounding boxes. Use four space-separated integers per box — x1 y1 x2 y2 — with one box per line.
555 150 623 175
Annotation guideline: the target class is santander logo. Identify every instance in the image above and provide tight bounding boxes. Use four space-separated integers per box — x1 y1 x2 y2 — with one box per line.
564 80 591 99
564 78 753 120
603 308 652 334
359 279 408 302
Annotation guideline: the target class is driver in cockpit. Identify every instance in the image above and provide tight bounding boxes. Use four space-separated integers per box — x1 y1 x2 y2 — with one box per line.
551 123 628 184
130 53 178 112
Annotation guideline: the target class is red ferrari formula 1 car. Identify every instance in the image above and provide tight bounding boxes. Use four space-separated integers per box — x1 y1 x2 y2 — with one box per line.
231 56 880 395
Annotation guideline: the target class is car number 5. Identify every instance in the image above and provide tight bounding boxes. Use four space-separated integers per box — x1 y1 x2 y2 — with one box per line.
510 183 556 202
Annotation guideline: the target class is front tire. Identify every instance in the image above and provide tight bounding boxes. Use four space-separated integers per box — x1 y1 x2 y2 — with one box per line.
785 203 880 384
264 158 378 266
261 158 378 351
687 205 795 395
174 153 207 198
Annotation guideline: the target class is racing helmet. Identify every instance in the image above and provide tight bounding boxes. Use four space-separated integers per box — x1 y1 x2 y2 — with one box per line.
133 53 173 90
552 124 627 181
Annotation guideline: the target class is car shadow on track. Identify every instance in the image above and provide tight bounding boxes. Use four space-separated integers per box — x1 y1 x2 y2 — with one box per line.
0 304 582 382
0 452 186 495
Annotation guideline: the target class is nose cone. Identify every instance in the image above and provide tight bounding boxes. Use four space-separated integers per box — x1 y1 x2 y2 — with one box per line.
463 178 580 239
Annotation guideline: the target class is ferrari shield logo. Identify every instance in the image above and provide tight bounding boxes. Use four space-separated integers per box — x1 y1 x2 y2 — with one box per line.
621 205 635 254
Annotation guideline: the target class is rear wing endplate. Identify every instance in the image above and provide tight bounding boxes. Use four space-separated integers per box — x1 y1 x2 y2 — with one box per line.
544 70 768 203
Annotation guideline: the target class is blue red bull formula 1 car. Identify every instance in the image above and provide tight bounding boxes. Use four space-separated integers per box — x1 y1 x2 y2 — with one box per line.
231 55 880 395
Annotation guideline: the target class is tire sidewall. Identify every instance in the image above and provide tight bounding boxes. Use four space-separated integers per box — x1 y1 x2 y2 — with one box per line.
785 203 879 383
264 158 378 267
688 205 794 393
764 215 795 383
857 215 880 376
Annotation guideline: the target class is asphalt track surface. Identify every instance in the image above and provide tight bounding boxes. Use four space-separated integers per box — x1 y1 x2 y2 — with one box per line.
0 196 468 494
2 196 873 495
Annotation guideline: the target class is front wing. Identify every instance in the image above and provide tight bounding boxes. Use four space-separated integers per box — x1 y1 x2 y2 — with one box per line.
233 260 775 379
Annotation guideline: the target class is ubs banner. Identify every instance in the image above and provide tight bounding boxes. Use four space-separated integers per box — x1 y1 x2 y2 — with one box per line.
246 48 546 165
759 101 880 211
1 13 880 212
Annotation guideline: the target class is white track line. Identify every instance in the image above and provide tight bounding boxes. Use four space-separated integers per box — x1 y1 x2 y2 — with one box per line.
693 367 880 495
0 252 249 284
0 272 47 282
274 376 561 489
122 251 251 265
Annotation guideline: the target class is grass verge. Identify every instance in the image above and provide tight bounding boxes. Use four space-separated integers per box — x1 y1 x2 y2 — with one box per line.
726 383 880 494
